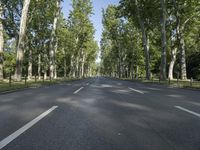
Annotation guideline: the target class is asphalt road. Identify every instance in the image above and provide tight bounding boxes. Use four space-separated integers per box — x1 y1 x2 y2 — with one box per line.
0 77 200 150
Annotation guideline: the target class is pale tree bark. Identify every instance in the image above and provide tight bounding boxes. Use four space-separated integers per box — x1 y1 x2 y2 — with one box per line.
43 46 48 80
168 46 177 80
168 13 178 79
70 55 75 78
178 12 197 80
160 0 167 80
177 15 187 80
86 66 90 77
28 48 32 80
179 36 187 80
173 0 187 80
44 71 47 80
38 53 41 80
43 49 49 80
78 61 81 78
49 0 60 79
136 65 139 79
89 67 92 77
14 0 31 81
81 52 85 78
0 3 4 80
54 38 58 79
135 0 151 80
75 57 79 78
62 48 67 78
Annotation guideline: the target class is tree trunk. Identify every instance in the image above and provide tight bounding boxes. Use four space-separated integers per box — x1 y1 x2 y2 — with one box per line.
0 4 4 80
136 65 139 79
130 31 134 80
135 0 151 80
168 47 177 80
14 0 31 81
180 36 187 80
44 71 47 80
81 59 84 78
130 62 134 80
75 57 79 78
70 55 75 78
160 0 167 80
63 48 67 78
117 42 122 78
86 66 89 77
168 29 177 80
54 38 58 79
177 20 187 80
89 67 92 77
64 58 67 78
173 0 187 80
38 53 41 80
43 50 49 80
28 48 32 80
49 0 60 79
80 49 85 78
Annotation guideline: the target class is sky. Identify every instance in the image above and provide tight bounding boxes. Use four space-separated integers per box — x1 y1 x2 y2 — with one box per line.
61 0 120 46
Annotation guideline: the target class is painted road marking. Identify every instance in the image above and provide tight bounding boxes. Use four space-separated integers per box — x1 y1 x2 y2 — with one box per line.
175 106 200 118
0 106 58 149
129 88 144 94
73 87 84 94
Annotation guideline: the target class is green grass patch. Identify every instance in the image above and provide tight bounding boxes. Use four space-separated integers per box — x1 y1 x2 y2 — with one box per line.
0 77 80 93
121 78 200 89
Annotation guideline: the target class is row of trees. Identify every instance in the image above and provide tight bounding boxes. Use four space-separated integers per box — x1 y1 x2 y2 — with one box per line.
0 0 98 81
100 0 200 80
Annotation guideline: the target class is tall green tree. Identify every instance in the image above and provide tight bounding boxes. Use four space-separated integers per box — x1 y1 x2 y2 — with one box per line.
68 0 98 78
14 0 31 81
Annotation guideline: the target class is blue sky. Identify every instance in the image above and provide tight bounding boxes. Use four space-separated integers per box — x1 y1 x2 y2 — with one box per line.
61 0 120 45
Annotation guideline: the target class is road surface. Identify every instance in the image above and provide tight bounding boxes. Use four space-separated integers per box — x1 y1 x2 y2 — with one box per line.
0 77 200 150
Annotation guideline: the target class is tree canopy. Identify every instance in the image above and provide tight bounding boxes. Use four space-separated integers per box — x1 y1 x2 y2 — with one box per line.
0 0 99 80
100 0 200 80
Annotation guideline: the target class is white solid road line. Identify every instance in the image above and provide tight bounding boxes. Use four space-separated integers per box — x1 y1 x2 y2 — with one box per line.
73 87 84 94
175 106 200 118
128 87 144 94
0 106 58 149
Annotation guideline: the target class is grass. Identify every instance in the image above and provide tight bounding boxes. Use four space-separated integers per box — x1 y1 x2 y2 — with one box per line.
0 77 80 93
121 78 200 89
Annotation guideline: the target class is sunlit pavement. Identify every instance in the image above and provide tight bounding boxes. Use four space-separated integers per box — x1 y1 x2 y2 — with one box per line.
0 77 200 150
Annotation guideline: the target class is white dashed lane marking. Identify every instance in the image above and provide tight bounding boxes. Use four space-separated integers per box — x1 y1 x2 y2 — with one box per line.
175 106 200 118
0 106 58 149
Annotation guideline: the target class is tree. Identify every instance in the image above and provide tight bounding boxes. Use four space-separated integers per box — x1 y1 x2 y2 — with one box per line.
160 0 167 80
68 0 97 78
49 0 61 79
119 0 160 80
0 3 4 80
14 0 31 81
1 0 199 82
172 0 200 80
